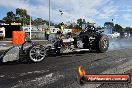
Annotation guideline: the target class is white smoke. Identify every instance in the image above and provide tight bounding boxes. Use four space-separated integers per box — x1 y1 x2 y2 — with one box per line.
109 37 132 51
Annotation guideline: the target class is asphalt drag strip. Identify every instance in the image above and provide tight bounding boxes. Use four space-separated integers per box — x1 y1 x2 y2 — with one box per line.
0 38 132 88
5 49 132 88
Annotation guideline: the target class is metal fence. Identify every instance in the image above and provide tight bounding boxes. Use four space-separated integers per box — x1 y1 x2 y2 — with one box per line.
25 31 56 41
25 31 45 39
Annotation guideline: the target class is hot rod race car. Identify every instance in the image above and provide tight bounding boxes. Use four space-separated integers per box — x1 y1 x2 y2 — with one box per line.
0 24 109 63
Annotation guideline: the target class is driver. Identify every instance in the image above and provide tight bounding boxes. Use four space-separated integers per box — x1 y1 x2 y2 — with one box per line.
86 22 96 32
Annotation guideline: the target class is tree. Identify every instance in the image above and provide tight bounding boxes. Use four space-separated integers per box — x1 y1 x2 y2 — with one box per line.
16 8 29 25
33 18 44 27
96 26 102 30
77 18 83 28
82 19 86 24
114 24 123 32
2 8 31 25
3 11 15 24
125 27 131 32
16 8 27 18
77 18 87 29
24 15 31 25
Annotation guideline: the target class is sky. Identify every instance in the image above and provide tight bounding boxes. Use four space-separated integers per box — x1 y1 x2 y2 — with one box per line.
0 0 132 27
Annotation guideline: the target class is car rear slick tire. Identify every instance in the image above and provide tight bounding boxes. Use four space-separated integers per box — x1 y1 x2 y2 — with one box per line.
96 35 109 53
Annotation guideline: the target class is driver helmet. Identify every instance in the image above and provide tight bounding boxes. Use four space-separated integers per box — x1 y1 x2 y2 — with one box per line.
87 22 95 30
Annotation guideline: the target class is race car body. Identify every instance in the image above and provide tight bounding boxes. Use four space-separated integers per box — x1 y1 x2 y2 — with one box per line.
0 24 109 63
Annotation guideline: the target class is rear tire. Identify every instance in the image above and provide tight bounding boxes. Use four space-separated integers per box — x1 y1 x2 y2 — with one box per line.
96 35 109 53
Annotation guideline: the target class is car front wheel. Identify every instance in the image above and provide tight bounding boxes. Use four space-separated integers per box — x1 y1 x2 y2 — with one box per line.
28 44 47 62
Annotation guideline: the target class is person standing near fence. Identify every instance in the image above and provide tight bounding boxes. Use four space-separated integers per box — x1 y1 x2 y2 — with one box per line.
60 22 64 34
45 28 50 40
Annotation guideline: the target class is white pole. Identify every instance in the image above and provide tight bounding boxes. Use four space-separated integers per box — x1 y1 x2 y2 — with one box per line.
30 15 31 39
49 0 50 30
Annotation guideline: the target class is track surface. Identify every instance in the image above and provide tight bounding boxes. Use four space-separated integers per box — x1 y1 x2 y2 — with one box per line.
0 38 132 88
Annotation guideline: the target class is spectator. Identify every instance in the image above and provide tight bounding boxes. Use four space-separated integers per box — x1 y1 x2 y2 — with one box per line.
59 22 64 34
45 28 50 40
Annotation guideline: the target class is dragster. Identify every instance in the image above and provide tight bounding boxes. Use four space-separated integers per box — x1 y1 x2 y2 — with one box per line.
0 24 109 63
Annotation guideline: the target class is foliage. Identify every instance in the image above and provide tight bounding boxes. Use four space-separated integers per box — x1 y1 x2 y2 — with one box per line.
114 24 123 32
2 8 132 33
77 18 86 28
2 8 31 25
2 11 15 24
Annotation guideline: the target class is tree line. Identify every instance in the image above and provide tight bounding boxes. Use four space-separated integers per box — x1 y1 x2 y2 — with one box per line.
1 8 132 32
104 22 132 33
2 8 54 27
1 8 90 29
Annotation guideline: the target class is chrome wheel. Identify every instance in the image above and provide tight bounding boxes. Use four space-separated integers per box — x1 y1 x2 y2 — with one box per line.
29 45 46 62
